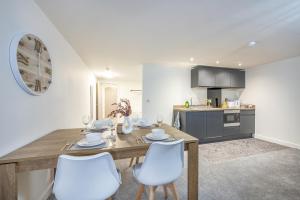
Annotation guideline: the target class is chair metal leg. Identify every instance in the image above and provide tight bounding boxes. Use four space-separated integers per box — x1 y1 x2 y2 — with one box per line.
168 183 179 200
149 186 156 200
163 185 168 199
135 184 145 200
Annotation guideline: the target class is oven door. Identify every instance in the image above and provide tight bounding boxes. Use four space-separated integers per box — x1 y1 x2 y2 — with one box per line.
224 110 240 127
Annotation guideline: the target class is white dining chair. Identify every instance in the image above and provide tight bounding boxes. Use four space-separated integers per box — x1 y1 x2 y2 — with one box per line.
53 152 121 200
133 139 184 200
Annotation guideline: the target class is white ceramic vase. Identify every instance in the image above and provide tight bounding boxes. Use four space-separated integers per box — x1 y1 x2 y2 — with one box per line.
122 116 133 134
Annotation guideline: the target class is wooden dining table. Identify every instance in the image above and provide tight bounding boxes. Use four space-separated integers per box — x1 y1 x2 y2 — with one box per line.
0 124 199 200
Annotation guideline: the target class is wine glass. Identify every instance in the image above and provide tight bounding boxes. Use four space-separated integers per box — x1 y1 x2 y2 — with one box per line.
131 113 140 130
156 114 163 127
108 118 116 146
81 115 91 131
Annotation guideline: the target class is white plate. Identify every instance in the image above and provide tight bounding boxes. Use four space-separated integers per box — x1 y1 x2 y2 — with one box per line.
145 133 169 141
77 138 105 147
138 122 152 127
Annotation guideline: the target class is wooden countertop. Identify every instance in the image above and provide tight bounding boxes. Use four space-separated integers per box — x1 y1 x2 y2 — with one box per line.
173 105 255 112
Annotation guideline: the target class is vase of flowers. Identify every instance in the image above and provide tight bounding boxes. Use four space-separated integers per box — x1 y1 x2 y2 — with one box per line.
108 98 133 134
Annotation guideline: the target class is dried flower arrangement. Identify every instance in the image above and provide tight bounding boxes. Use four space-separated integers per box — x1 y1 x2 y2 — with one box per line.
108 98 132 118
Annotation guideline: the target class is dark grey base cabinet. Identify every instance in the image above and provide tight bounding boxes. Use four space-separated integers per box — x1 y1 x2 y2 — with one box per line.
206 111 223 139
173 110 255 143
240 110 255 134
186 112 206 139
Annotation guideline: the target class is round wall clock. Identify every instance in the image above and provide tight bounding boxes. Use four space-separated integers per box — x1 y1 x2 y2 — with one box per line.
9 33 52 95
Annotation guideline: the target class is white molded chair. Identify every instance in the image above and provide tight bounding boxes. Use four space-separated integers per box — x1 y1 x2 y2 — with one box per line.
133 139 184 200
53 152 121 200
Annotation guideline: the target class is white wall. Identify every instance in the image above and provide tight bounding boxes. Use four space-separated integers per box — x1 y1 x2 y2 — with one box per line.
98 80 142 118
241 56 300 149
142 64 207 124
0 0 95 199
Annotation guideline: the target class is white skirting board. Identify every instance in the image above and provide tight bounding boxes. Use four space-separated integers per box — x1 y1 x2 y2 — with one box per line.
254 134 300 150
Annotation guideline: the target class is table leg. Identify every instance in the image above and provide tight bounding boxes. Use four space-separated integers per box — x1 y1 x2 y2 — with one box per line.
187 142 199 200
0 163 17 200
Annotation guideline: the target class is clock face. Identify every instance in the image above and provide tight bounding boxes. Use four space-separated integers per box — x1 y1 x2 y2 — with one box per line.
10 33 52 95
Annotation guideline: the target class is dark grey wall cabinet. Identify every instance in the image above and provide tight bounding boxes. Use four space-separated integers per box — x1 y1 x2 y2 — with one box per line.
197 67 216 87
206 111 223 138
230 70 245 88
215 69 231 87
191 67 199 88
191 65 245 88
240 110 255 134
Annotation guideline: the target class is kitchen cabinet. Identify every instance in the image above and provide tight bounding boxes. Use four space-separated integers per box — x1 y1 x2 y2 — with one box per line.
173 109 254 143
229 69 245 88
223 126 240 136
173 111 206 139
206 111 223 138
191 67 199 88
240 110 255 134
186 112 206 139
215 69 231 88
191 66 245 88
193 67 216 87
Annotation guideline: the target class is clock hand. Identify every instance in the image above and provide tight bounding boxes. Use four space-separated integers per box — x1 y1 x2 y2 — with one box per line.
38 51 41 78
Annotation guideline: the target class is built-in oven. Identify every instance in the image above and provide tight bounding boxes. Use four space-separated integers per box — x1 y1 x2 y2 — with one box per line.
224 110 240 127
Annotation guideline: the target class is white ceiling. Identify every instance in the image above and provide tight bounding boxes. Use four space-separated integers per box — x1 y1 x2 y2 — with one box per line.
35 0 300 81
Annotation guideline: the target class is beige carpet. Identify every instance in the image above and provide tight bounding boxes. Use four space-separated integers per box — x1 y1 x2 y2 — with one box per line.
49 138 300 200
199 138 287 163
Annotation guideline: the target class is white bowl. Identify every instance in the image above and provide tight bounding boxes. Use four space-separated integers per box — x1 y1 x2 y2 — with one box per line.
151 128 165 137
85 132 102 143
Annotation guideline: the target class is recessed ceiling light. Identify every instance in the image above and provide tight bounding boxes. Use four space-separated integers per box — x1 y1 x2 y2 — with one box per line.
190 57 194 62
238 63 242 67
216 60 220 64
97 67 117 79
248 41 257 47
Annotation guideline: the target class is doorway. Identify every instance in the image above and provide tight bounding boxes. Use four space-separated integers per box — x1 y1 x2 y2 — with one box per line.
97 82 118 119
104 86 118 117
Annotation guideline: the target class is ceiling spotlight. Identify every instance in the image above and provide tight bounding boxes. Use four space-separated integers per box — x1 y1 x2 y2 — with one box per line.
216 60 220 64
190 57 195 62
98 67 117 79
248 41 257 47
238 63 242 67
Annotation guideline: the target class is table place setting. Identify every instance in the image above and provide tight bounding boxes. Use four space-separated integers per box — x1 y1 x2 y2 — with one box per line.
135 118 154 129
65 131 116 151
77 133 106 147
136 128 181 144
